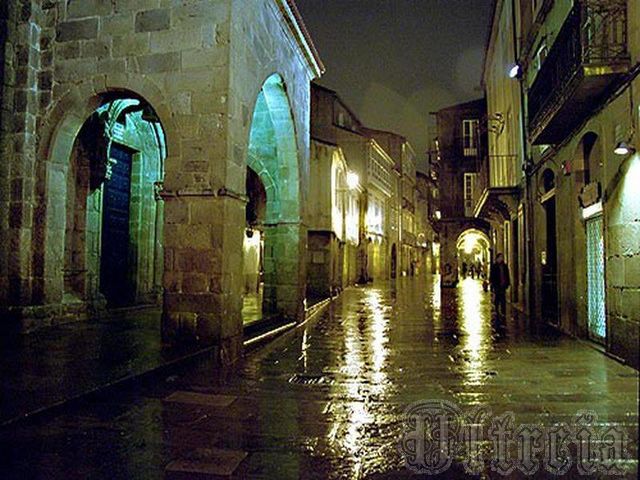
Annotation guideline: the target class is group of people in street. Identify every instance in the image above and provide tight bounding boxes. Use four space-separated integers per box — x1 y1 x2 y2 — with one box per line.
458 254 511 319
461 260 486 280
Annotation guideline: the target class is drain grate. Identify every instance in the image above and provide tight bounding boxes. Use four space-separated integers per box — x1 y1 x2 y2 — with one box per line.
288 373 333 385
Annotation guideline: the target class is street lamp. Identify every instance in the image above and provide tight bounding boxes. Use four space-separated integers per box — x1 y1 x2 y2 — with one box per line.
508 63 522 79
614 140 635 156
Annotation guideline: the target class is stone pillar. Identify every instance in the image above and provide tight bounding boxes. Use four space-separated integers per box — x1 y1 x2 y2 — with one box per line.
306 231 332 301
440 223 459 287
0 1 45 331
161 192 244 363
262 221 306 322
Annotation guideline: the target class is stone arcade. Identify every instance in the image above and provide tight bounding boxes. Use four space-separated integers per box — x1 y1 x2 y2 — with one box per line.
0 0 323 363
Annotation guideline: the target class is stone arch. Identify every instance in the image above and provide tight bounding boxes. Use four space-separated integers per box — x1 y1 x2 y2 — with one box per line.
573 131 602 186
456 227 491 272
456 228 491 252
541 167 556 193
34 79 175 310
439 219 490 287
247 73 300 222
244 73 304 322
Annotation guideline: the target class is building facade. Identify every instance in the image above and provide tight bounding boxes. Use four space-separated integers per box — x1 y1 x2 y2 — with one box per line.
307 84 425 288
307 84 408 290
307 84 364 300
0 0 323 363
363 128 418 278
400 142 418 276
435 99 492 287
481 0 639 368
415 171 438 275
364 139 395 281
477 0 528 308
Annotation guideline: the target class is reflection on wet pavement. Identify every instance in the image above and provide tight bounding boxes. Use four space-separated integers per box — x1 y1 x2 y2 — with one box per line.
0 275 637 479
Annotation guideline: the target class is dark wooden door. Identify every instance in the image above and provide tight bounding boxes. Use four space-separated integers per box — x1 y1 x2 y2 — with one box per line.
100 145 133 305
391 244 397 279
542 197 559 325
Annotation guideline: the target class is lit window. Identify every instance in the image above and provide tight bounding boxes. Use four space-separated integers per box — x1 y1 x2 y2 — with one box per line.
462 119 479 157
464 173 476 216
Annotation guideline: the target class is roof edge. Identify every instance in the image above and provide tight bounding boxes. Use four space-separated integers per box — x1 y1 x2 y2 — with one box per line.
277 0 326 79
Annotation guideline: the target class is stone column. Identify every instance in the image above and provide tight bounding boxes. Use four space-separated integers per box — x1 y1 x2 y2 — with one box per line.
440 222 460 287
0 1 46 331
262 221 306 322
161 192 244 363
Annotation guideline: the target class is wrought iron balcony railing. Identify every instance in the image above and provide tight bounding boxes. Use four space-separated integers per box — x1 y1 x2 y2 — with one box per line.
527 0 629 144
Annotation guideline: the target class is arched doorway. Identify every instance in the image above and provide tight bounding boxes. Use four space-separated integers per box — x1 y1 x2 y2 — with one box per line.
63 95 166 308
244 74 303 324
540 168 559 325
242 167 267 325
455 229 491 281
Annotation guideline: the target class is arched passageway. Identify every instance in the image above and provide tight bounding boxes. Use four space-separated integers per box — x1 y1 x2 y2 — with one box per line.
244 74 304 324
61 94 166 309
456 229 491 281
242 167 266 325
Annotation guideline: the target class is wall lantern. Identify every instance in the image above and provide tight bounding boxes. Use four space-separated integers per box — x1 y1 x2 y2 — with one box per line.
613 141 635 156
508 63 522 79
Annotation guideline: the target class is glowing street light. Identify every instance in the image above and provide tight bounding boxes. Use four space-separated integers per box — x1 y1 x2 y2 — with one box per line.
508 63 522 79
614 141 635 156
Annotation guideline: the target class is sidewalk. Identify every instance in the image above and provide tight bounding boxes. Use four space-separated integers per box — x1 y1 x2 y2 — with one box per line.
0 309 193 425
0 276 637 479
0 297 333 426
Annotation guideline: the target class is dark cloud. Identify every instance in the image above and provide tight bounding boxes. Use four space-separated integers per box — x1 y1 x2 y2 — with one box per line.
296 0 493 163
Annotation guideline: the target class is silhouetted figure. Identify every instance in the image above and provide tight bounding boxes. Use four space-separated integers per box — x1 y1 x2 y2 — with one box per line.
462 262 468 278
490 253 510 318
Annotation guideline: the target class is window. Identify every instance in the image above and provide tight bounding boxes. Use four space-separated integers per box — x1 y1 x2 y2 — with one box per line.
464 173 476 216
462 119 479 157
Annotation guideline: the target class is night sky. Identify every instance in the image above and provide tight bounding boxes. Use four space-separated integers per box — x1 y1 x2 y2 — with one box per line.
296 0 494 167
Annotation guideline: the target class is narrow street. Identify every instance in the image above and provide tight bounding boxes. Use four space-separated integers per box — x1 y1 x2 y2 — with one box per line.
1 275 637 479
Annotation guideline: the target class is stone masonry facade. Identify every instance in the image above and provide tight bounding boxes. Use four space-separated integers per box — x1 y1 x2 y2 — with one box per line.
0 0 322 363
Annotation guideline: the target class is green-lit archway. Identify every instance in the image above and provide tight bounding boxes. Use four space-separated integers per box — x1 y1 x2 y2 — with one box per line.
62 94 166 308
243 74 304 323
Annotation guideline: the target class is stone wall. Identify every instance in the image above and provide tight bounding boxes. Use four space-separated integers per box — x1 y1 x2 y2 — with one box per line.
307 230 333 300
529 75 640 369
0 0 318 362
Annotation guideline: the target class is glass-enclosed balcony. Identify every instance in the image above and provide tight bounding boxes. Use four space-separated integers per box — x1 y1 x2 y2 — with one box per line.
473 155 520 220
527 0 629 145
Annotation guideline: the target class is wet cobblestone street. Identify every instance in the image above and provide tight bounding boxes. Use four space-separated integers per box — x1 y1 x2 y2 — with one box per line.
1 275 638 479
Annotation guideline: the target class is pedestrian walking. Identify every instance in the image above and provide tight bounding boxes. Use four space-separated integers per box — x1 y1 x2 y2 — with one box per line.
489 253 510 318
